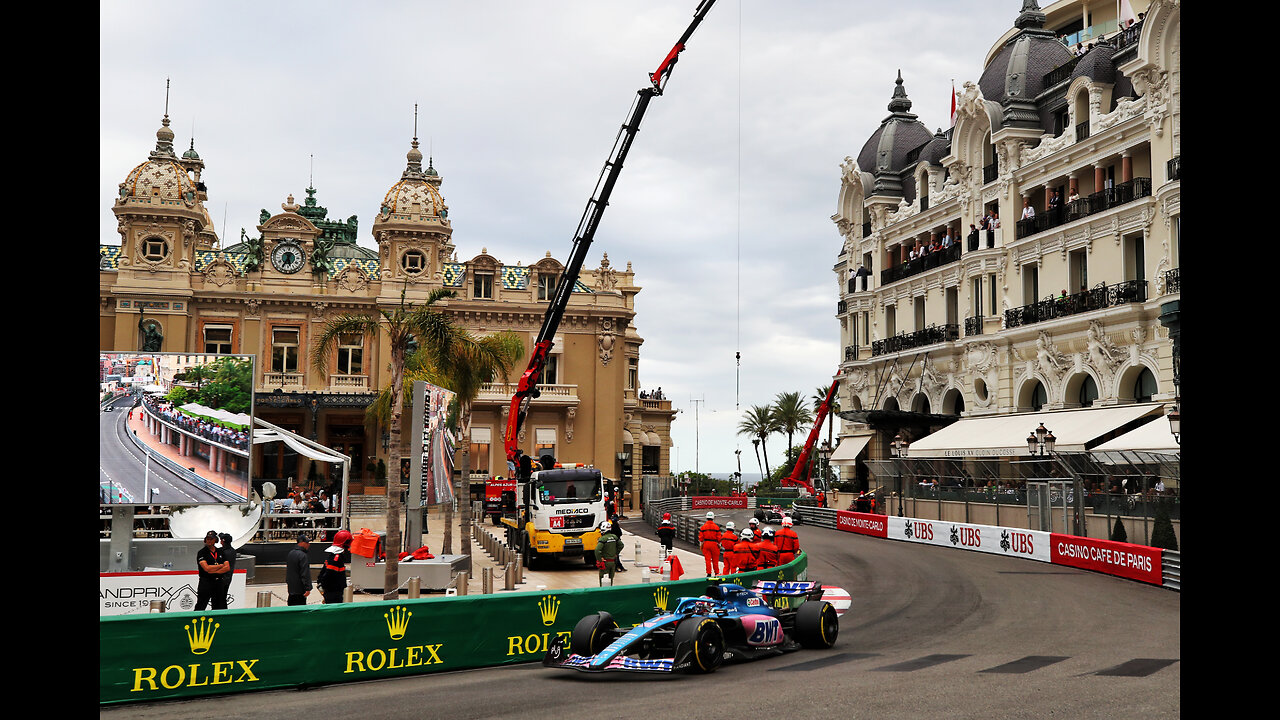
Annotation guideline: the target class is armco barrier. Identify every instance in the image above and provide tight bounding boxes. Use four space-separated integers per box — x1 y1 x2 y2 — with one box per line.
100 553 807 705
832 509 1171 587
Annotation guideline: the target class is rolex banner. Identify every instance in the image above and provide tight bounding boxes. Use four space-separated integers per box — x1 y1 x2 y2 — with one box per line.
410 380 457 506
100 554 806 704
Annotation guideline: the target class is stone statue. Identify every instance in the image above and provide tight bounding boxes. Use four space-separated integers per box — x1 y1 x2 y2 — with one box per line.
139 315 163 351
312 236 335 275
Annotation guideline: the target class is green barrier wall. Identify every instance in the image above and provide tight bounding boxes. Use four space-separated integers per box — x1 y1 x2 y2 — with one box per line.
101 553 807 705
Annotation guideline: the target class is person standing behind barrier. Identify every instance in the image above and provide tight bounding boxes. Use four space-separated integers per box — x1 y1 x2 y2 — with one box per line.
595 521 621 585
286 532 313 606
698 511 721 576
195 530 228 611
719 521 738 574
776 517 800 565
217 533 238 608
748 517 761 541
656 517 675 555
758 527 779 569
318 529 352 604
734 528 758 572
609 515 628 573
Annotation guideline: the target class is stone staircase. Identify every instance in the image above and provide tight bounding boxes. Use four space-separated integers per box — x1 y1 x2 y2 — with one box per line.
347 494 387 517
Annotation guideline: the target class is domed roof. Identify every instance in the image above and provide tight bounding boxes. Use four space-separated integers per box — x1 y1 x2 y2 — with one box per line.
117 115 198 204
1070 44 1117 84
854 72 934 197
978 1 1073 127
917 129 952 166
378 138 448 221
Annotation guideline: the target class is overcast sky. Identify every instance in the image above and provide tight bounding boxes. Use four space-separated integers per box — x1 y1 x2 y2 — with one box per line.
101 0 1020 475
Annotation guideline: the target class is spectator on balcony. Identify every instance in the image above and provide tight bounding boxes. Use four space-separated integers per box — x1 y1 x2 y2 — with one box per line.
1021 197 1036 220
941 231 953 250
991 209 1000 228
1067 188 1079 204
967 224 978 249
1049 190 1061 210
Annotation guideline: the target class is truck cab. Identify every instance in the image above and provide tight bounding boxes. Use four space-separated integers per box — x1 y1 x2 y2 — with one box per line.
502 465 609 568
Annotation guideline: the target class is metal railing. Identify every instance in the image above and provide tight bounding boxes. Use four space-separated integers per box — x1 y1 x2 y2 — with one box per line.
1164 267 1179 295
1167 155 1180 182
881 242 961 286
1015 178 1152 240
872 323 960 356
983 161 998 185
1004 280 1148 329
964 315 983 337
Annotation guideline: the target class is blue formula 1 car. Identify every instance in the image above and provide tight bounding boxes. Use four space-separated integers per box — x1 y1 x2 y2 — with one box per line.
542 580 839 675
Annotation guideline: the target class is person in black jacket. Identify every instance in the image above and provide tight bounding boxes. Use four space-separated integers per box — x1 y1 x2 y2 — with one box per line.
656 518 675 555
217 533 237 608
285 532 312 606
319 529 353 604
194 530 228 610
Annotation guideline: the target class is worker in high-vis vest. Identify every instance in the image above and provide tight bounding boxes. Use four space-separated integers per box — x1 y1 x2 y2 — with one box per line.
757 527 780 569
734 528 759 572
698 511 721 576
319 529 352 604
719 521 739 574
776 516 801 565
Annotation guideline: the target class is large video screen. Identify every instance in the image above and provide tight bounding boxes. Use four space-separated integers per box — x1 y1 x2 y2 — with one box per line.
100 352 255 505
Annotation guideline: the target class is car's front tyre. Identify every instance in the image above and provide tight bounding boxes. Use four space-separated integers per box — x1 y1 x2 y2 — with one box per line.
570 612 618 657
674 616 725 673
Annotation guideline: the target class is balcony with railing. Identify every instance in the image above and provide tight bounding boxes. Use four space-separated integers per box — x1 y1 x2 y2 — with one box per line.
964 316 983 337
1015 178 1152 240
880 242 961 286
848 274 873 293
1003 280 1148 329
1075 119 1090 142
1164 267 1179 295
327 374 369 392
862 221 872 238
872 324 960 356
477 382 579 405
837 300 847 315
1167 155 1180 182
983 160 999 185
1044 55 1082 88
263 371 305 390
844 345 858 362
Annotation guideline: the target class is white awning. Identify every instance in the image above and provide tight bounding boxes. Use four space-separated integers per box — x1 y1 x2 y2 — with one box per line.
645 431 661 446
1092 414 1178 454
905 403 1167 458
253 429 347 463
829 435 872 466
535 427 557 445
470 426 492 445
622 429 634 445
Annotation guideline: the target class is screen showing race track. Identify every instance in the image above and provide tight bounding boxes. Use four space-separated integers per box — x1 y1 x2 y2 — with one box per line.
99 352 255 505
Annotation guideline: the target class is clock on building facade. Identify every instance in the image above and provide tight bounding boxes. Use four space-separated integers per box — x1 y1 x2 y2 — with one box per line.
271 239 306 273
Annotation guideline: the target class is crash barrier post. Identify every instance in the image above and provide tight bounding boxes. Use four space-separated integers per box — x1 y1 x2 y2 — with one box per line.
457 571 469 596
343 585 354 603
99 552 807 705
256 592 272 608
482 567 492 594
408 577 421 599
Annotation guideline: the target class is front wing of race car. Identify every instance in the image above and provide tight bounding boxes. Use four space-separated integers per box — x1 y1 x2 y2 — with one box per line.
543 612 698 674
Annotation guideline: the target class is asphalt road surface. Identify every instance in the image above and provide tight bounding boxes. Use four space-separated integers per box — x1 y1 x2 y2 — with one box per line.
99 397 223 504
101 510 1179 719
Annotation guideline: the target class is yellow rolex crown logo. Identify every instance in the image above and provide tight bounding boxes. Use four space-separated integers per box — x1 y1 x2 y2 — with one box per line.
185 617 219 655
384 606 412 640
654 586 669 611
537 596 560 626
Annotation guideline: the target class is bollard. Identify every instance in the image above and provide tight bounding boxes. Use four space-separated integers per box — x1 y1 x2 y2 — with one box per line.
255 591 272 608
482 566 493 594
504 563 516 591
641 566 651 583
516 556 524 584
456 570 469 596
600 574 612 587
344 584 354 603
634 540 642 566
408 577 421 599
149 599 167 613
661 560 671 581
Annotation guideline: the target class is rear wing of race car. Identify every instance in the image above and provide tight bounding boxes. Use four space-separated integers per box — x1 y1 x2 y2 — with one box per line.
752 580 824 603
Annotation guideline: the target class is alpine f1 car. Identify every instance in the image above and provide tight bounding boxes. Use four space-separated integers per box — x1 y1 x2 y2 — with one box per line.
542 580 839 674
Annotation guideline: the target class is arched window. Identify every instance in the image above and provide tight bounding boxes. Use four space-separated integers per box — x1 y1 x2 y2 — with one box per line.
1133 367 1157 403
1078 375 1099 407
1030 380 1047 411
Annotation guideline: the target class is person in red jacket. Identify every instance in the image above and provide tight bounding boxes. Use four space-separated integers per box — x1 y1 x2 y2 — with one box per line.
776 516 801 565
719 521 738 574
758 527 780 569
748 517 761 540
733 528 758 572
698 511 721 576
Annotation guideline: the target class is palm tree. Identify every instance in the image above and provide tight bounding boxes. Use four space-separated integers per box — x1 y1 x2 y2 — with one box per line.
433 330 524 557
311 285 461 601
737 404 779 478
772 391 814 455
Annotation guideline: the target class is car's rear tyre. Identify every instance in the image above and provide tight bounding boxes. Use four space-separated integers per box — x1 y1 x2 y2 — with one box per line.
674 616 725 673
570 612 618 657
794 600 839 649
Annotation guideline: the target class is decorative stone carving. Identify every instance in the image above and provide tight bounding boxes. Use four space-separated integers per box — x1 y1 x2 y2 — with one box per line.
598 318 616 366
202 255 238 287
244 298 262 316
1087 320 1124 381
334 263 371 293
1035 331 1069 379
566 406 576 442
592 253 619 293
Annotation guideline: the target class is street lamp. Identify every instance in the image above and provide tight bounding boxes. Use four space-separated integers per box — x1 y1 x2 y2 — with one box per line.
1026 423 1056 456
890 432 909 517
1166 398 1180 444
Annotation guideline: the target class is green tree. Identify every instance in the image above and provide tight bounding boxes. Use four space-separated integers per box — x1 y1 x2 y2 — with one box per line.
772 391 814 456
1149 499 1178 551
738 405 779 478
198 357 253 414
433 330 524 556
312 286 462 601
1110 515 1128 543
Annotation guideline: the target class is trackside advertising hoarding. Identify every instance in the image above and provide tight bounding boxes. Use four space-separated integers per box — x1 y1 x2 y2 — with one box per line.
835 510 888 538
1049 534 1162 585
100 571 248 616
690 496 748 510
101 555 808 704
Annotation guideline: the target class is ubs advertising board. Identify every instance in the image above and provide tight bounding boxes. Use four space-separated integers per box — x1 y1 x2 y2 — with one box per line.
101 571 248 616
835 512 1050 563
